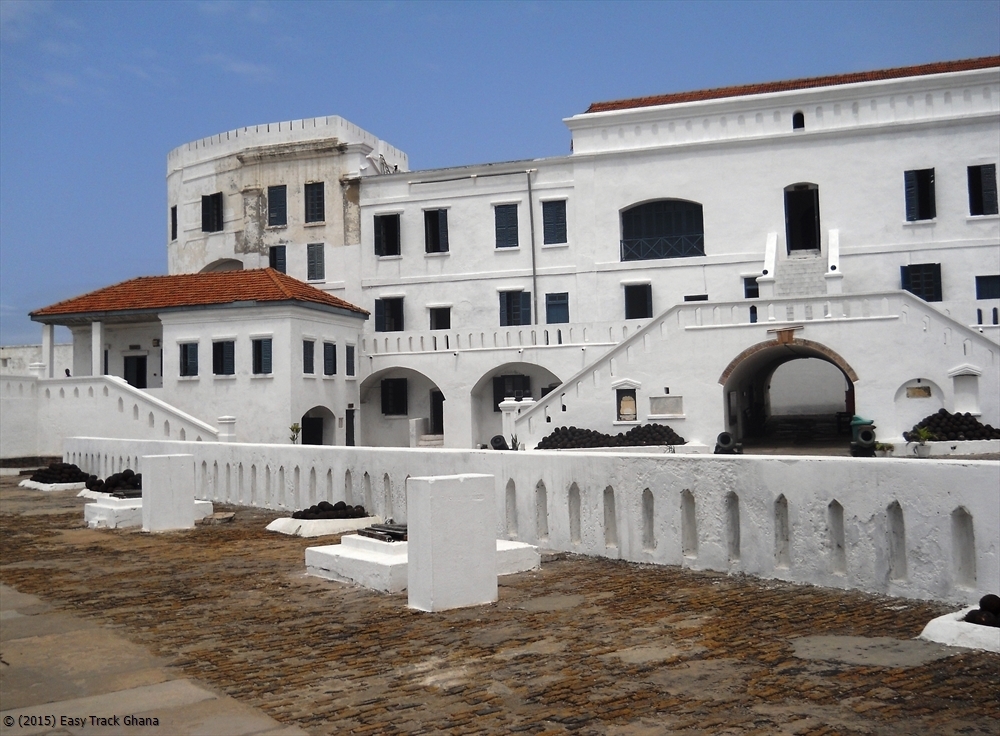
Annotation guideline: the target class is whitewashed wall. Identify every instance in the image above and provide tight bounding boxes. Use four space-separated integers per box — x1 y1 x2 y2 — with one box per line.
65 437 998 605
1 344 72 377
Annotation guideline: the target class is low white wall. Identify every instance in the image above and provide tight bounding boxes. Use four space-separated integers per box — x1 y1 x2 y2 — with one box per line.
1 376 218 459
64 437 998 605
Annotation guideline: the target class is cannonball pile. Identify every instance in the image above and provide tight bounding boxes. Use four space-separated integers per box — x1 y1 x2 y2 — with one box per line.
29 462 90 484
963 593 1000 628
85 468 142 498
536 423 686 450
291 500 368 520
902 409 1000 442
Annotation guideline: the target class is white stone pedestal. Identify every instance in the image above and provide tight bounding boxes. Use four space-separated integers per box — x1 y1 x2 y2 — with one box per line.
407 473 497 612
306 535 409 592
142 454 196 532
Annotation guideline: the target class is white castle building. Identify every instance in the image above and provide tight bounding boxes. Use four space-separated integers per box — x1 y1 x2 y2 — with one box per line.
14 56 1000 453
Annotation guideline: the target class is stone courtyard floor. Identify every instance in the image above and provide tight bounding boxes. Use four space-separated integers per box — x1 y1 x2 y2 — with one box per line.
1 475 997 735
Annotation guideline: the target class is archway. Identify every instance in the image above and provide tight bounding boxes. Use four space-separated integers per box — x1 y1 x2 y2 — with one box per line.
300 405 335 445
358 367 445 447
199 259 244 273
469 361 562 448
719 337 858 451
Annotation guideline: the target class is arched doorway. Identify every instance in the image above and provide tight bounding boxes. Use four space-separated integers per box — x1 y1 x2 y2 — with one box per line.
199 259 244 273
719 337 858 451
358 367 445 447
469 362 562 448
300 406 335 445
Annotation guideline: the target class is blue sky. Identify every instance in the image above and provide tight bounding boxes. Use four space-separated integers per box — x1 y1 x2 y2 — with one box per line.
1 0 998 345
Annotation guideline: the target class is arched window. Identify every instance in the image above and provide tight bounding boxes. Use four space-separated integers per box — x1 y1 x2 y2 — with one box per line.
620 199 704 261
792 111 805 130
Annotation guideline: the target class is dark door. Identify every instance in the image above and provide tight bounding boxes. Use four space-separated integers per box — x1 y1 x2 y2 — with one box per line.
302 416 323 445
123 356 147 389
430 390 444 435
345 409 355 446
784 185 820 252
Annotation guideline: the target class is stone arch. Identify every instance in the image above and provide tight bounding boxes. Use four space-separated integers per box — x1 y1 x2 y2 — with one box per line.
358 366 446 448
470 361 562 448
199 259 243 273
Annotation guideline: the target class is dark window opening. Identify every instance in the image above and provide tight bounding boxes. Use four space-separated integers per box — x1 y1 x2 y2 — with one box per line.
268 245 286 273
683 294 708 302
345 345 355 376
375 297 404 332
323 342 336 376
744 277 760 299
621 199 704 261
749 305 758 324
170 205 178 241
179 343 198 377
252 338 272 375
901 263 942 302
429 307 451 330
969 164 998 216
495 204 519 248
792 111 805 130
123 356 147 389
500 291 531 326
624 284 652 319
212 341 235 375
381 378 408 416
976 275 1000 300
267 185 287 227
616 388 637 422
542 200 567 245
201 192 224 233
977 308 982 325
904 169 936 221
303 340 314 374
784 183 820 251
493 374 531 412
307 243 325 281
995 307 999 326
545 292 569 324
424 209 449 253
374 213 401 256
304 182 324 223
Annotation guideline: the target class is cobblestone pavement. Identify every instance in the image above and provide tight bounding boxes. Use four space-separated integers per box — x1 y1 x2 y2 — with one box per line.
2 476 997 735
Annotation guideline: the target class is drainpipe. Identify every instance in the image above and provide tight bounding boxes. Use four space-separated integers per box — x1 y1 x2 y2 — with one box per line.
526 169 538 325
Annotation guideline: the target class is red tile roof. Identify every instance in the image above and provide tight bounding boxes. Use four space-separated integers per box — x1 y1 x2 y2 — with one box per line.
31 269 368 319
585 56 1000 114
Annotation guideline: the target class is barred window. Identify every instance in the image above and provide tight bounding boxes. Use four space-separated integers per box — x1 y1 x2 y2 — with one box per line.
621 200 704 261
901 263 942 302
179 343 198 377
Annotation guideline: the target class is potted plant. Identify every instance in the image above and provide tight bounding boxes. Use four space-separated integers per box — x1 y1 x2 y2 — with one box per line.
907 427 934 457
874 442 895 457
289 423 301 444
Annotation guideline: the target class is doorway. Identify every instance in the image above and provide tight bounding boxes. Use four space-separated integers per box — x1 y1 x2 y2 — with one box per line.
345 408 355 446
301 416 324 445
784 183 820 252
430 390 444 435
123 356 147 389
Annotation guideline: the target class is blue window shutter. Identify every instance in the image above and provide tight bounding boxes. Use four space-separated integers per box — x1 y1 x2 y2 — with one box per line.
324 342 336 375
374 217 384 256
223 341 234 375
303 341 313 373
520 292 531 326
904 170 918 221
495 205 518 248
438 210 449 252
499 293 508 326
189 344 198 376
262 339 272 374
982 165 998 216
375 299 385 332
543 201 567 244
929 263 942 301
900 266 912 292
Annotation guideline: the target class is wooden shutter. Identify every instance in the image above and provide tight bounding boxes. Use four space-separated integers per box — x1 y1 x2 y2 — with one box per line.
324 343 336 375
982 164 998 216
643 284 652 318
437 210 449 252
375 299 385 332
900 265 912 293
499 293 508 326
303 341 314 374
307 244 323 280
520 292 532 326
201 195 211 232
543 201 567 244
223 341 234 375
493 377 505 410
261 339 271 374
374 216 385 256
187 344 198 376
346 345 355 376
269 246 285 273
928 263 942 301
904 170 918 221
495 205 518 248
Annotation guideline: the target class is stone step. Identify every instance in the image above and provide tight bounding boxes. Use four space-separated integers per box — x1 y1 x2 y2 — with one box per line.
417 434 444 447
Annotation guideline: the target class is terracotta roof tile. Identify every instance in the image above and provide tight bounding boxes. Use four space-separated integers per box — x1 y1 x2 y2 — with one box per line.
31 269 368 319
585 56 1000 114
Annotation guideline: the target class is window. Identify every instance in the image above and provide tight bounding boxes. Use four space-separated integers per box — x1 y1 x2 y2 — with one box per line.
252 338 272 375
684 294 708 302
429 307 451 330
170 205 178 241
269 245 286 273
624 284 652 319
424 209 449 253
968 164 998 216
621 200 704 261
345 345 355 376
381 378 408 416
545 293 569 324
179 343 198 377
304 182 324 223
212 340 234 375
744 277 759 299
500 290 531 326
493 374 531 412
617 388 637 422
323 342 336 376
784 183 820 251
374 214 401 256
375 297 404 332
792 111 805 130
976 275 1000 300
904 169 936 221
303 340 314 374
901 263 942 302
267 185 287 227
495 204 518 248
307 243 325 281
542 200 567 245
201 192 224 232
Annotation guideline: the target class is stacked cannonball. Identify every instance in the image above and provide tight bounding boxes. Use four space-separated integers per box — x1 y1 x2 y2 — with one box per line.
536 423 686 450
85 468 142 498
292 500 368 520
29 462 90 484
963 593 1000 627
902 409 1000 442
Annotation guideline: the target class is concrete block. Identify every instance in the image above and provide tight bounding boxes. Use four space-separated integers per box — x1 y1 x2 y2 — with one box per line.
142 454 196 532
306 535 409 592
407 473 497 612
496 539 541 575
266 515 381 538
85 497 143 529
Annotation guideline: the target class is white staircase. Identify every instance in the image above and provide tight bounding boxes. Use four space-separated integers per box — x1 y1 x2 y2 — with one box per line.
776 256 827 297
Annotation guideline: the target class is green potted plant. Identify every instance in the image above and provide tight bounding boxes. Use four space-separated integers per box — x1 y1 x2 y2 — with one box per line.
908 427 934 457
874 442 895 457
289 423 301 444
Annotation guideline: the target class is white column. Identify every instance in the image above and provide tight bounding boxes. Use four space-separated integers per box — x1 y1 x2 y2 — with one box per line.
41 323 54 378
91 321 104 376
